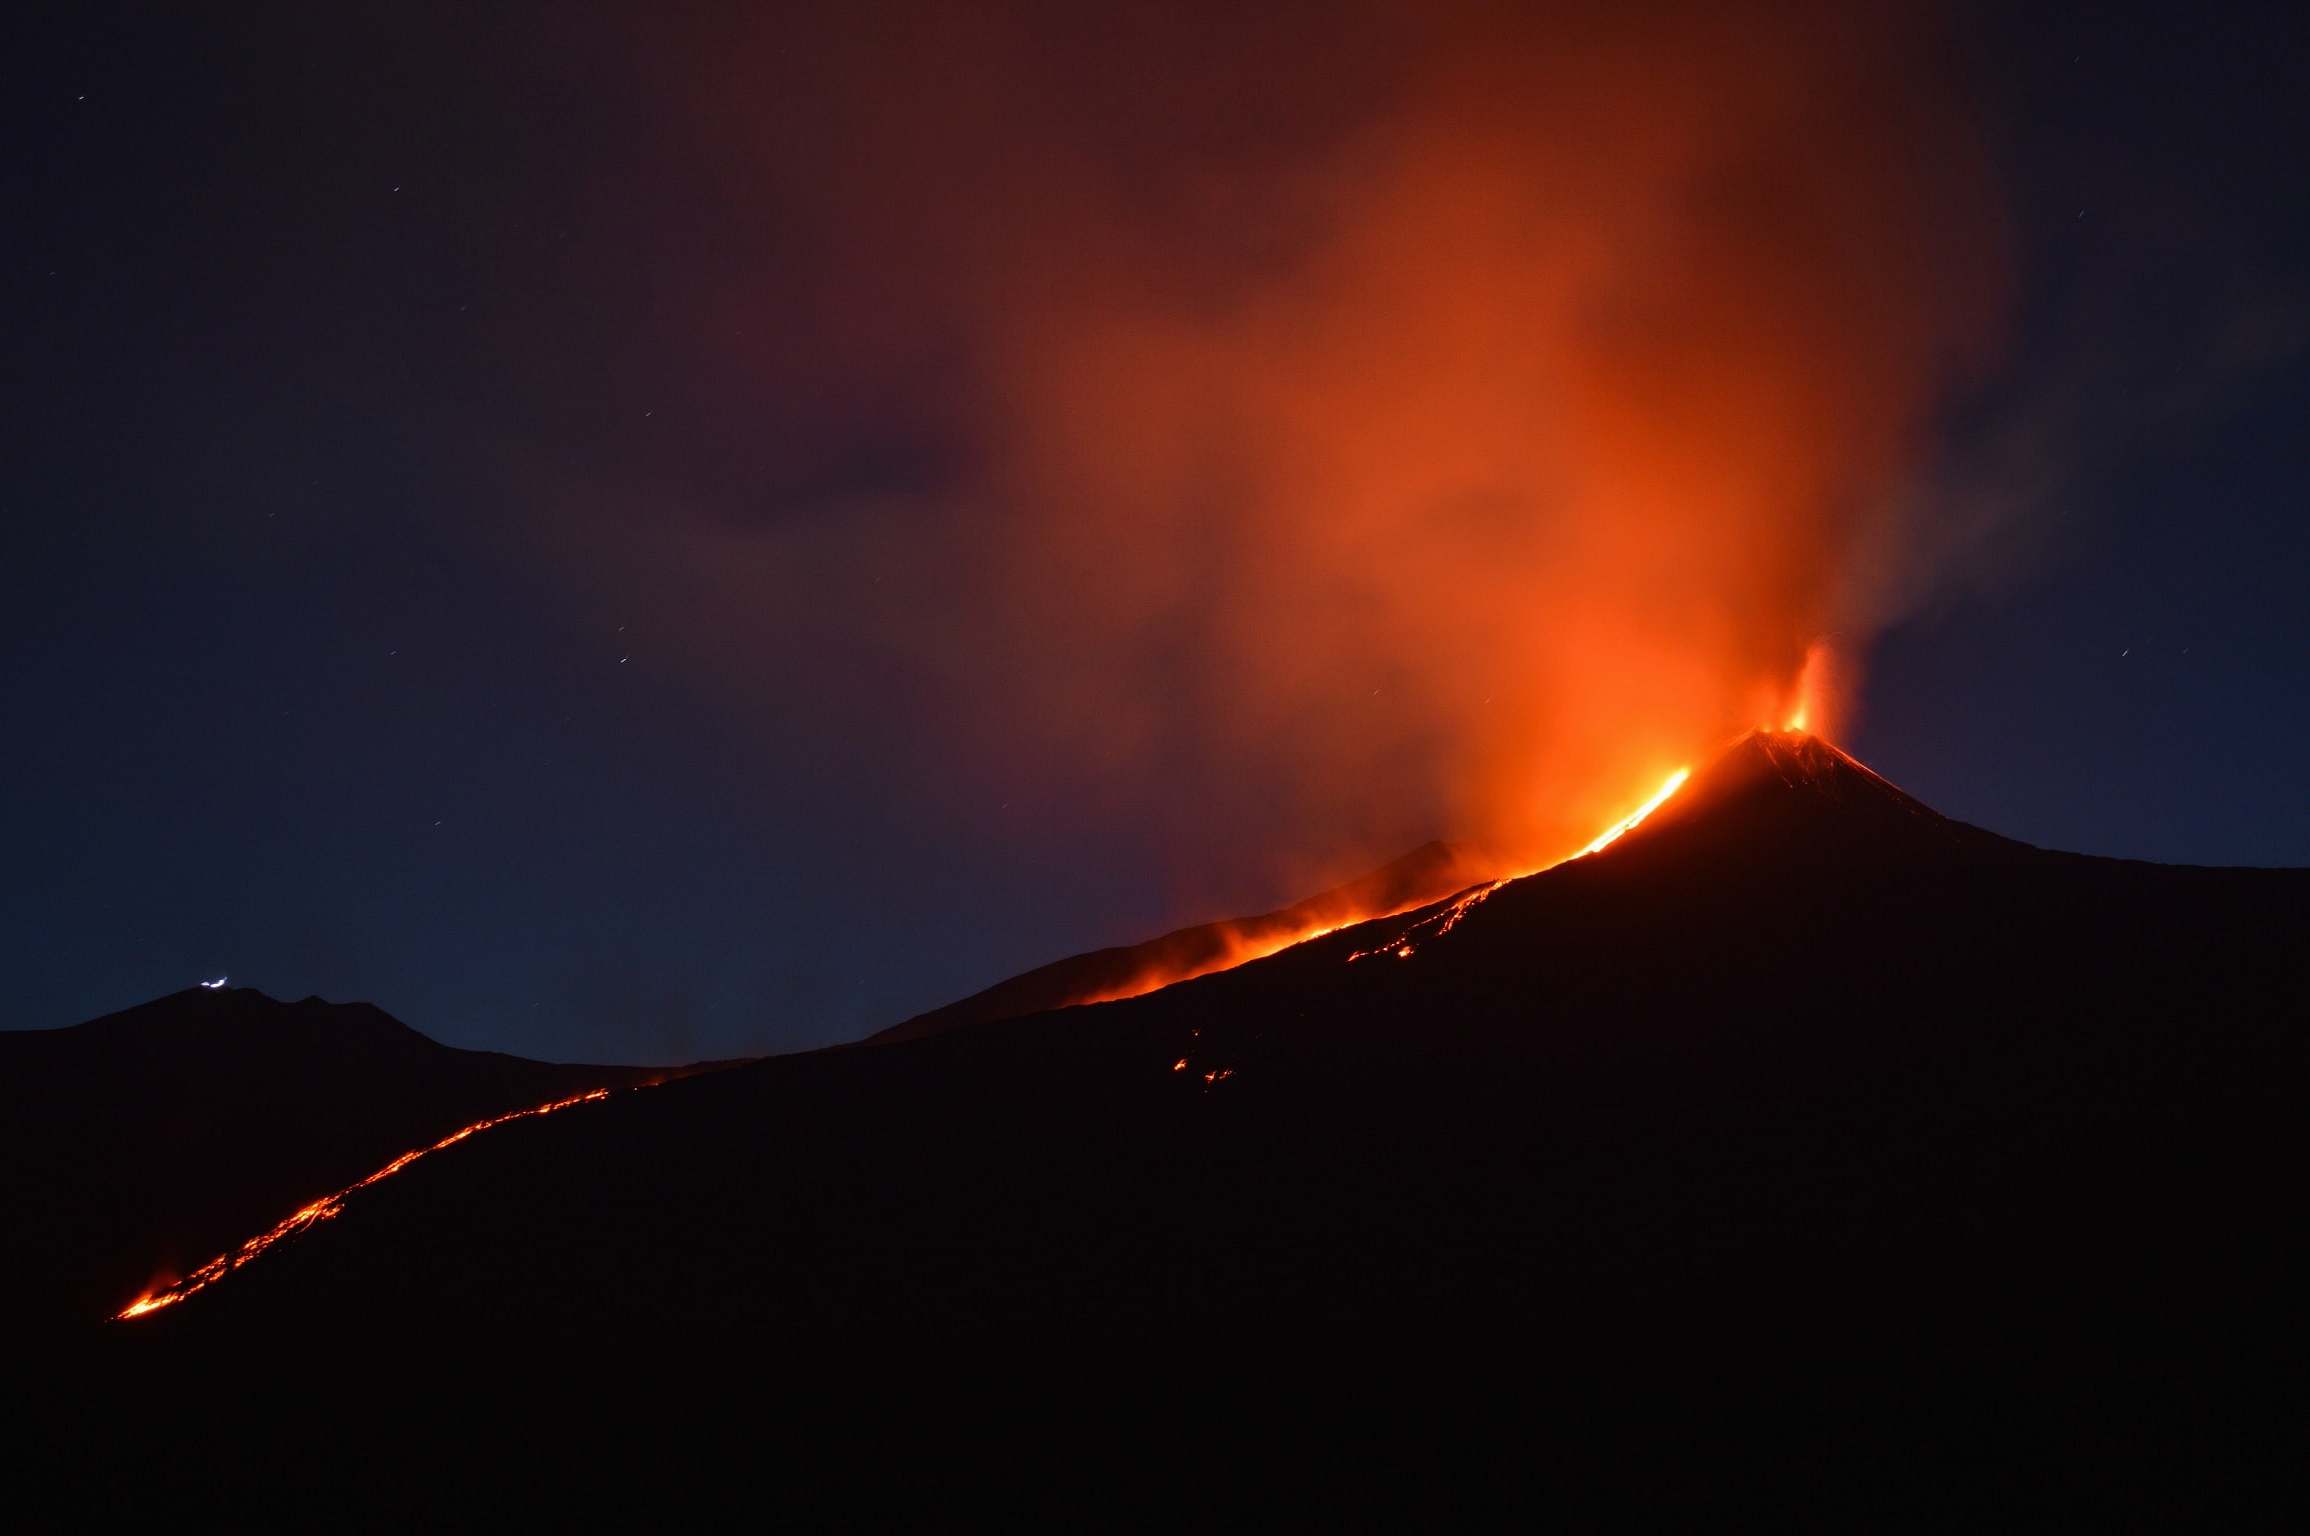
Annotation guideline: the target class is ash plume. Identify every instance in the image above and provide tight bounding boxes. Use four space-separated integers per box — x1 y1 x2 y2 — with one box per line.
559 0 2009 893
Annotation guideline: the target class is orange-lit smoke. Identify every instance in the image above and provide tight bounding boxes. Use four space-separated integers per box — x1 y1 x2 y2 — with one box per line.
672 0 2005 895
1771 643 1845 738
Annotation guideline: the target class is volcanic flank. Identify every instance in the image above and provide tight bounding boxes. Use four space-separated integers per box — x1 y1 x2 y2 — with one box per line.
872 837 1502 1041
116 731 2309 1360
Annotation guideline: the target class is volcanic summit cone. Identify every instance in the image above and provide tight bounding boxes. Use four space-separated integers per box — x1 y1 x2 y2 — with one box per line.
1612 728 2024 866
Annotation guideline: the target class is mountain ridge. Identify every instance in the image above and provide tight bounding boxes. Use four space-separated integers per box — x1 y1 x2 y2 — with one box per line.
126 734 2309 1345
53 736 2310 1514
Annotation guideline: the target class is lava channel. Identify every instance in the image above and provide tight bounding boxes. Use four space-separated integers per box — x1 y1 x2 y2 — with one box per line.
115 1087 614 1321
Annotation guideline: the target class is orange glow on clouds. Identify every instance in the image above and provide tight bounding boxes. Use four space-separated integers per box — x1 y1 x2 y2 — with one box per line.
635 0 2005 919
1779 643 1836 736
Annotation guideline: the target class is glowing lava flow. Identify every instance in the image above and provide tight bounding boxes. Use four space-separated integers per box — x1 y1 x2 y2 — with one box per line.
1350 766 1691 963
1070 922 1354 1008
1575 767 1692 857
1346 881 1504 962
115 1087 614 1321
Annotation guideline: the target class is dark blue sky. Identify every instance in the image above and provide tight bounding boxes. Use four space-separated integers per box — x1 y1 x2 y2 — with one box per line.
7 2 2304 1061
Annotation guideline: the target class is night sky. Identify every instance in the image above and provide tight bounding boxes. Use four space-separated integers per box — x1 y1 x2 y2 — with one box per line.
8 1 2306 1063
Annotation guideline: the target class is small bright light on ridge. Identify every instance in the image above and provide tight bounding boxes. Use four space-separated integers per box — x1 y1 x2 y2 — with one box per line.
200 976 228 990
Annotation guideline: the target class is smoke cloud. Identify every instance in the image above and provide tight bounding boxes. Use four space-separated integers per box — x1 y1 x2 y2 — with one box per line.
583 0 2008 897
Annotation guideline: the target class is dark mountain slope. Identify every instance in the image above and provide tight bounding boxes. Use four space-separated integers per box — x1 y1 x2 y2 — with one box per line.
145 733 2307 1358
0 987 672 1325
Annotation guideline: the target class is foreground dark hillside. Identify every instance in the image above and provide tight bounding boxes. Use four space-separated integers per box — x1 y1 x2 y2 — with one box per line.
0 987 669 1326
148 738 2307 1332
98 735 2310 1506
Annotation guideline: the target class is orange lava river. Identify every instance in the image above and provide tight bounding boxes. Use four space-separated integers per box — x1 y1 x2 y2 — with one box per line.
115 1087 614 1321
1348 765 1690 964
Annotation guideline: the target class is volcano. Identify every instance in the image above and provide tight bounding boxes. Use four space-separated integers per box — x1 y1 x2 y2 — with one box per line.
49 731 2310 1514
115 731 2307 1350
